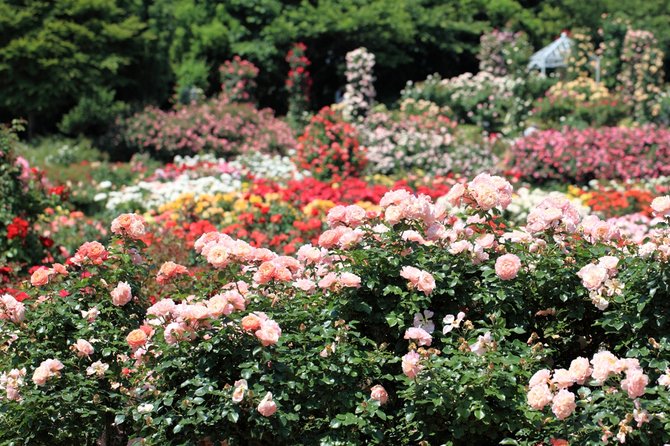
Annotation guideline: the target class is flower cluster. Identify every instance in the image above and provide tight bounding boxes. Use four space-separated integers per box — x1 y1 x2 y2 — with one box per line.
528 351 658 443
400 71 532 134
219 56 260 103
295 106 367 180
617 29 665 122
509 126 670 183
340 47 376 120
477 28 532 77
285 43 312 122
121 99 295 158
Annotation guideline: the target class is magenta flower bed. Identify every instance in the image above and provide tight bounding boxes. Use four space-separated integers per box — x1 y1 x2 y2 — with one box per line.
509 126 670 183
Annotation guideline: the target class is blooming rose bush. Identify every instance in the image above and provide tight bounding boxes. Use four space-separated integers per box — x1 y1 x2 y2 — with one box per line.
121 98 295 159
508 126 670 183
219 56 260 103
295 106 367 180
0 217 151 444
400 71 538 135
0 120 58 269
3 176 670 444
530 76 629 128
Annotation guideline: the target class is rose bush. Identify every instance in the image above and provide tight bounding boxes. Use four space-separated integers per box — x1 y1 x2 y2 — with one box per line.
3 173 670 445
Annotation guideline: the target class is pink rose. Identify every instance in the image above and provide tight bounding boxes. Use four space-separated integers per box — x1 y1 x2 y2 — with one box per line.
551 389 576 420
568 357 592 385
32 366 50 386
651 196 670 217
527 384 553 410
126 329 148 350
370 384 388 405
401 351 423 379
232 379 247 403
552 369 575 389
400 266 435 295
621 369 648 399
111 281 133 306
495 254 521 280
110 213 146 239
338 272 361 288
529 369 552 388
257 392 277 417
30 267 53 287
404 327 432 347
73 339 94 358
591 351 619 384
577 264 608 290
255 319 281 346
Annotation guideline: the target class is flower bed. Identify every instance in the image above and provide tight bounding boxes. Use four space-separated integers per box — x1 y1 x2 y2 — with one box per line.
3 173 670 445
509 126 670 183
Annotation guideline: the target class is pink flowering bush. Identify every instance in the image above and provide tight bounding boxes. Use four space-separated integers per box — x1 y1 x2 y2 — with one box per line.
525 352 670 444
121 98 296 159
4 181 670 444
340 47 376 120
219 56 260 103
0 232 151 444
357 109 498 177
509 126 670 183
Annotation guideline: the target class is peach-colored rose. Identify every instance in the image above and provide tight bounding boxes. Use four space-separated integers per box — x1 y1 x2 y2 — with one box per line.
255 319 281 346
338 272 361 288
401 351 423 379
126 329 148 350
370 384 388 405
32 366 50 386
257 392 277 416
232 379 247 403
207 294 234 318
111 281 133 306
527 384 553 410
156 261 189 285
30 267 53 287
52 263 68 275
577 264 608 290
73 339 94 357
651 196 670 217
241 313 265 332
551 389 576 420
568 357 592 385
111 213 146 239
495 254 521 280
404 327 432 347
206 245 229 269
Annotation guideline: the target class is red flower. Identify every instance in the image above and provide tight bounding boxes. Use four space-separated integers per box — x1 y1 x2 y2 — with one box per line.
6 217 29 240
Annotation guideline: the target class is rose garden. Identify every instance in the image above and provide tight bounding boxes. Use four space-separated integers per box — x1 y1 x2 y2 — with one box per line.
1 3 670 445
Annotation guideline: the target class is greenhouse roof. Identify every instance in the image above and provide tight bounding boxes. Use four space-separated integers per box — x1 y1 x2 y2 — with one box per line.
528 32 573 72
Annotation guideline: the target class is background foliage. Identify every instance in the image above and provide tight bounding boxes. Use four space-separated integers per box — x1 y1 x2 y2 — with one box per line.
3 0 670 137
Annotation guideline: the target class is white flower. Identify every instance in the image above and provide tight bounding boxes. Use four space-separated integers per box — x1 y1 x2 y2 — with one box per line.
137 403 154 414
442 312 466 334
